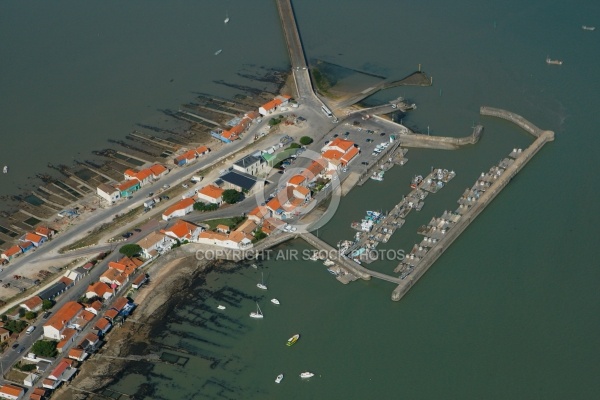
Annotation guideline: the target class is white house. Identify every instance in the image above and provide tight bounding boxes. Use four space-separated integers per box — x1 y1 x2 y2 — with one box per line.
0 384 24 400
196 231 253 250
136 231 175 258
162 198 196 221
43 301 84 340
162 220 204 243
232 154 267 176
96 183 120 204
196 184 224 205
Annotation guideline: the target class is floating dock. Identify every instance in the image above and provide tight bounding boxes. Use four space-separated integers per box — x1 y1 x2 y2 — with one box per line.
391 108 554 301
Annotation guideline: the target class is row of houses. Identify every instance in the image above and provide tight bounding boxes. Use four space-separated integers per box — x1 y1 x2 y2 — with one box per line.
96 163 169 204
1 226 55 264
173 145 211 167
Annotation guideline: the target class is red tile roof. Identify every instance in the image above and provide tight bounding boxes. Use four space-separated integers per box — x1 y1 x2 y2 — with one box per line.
94 317 111 331
198 184 224 200
21 295 43 311
196 146 210 155
35 226 53 237
135 169 153 181
341 145 360 164
2 245 22 257
24 232 44 243
164 219 201 240
80 310 96 322
261 98 282 111
0 384 23 397
116 179 139 191
104 309 119 320
326 137 355 152
50 360 69 379
111 297 129 312
87 282 112 297
163 198 195 218
45 302 83 332
288 174 306 186
149 164 167 176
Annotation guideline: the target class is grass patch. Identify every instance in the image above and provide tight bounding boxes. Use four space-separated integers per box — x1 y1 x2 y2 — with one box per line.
203 217 247 231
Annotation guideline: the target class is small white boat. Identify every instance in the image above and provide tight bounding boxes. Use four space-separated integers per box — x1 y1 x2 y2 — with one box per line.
300 372 314 379
250 303 263 319
224 11 230 24
2 166 7 174
275 374 283 383
214 49 222 56
251 263 258 269
323 259 334 266
582 25 595 31
217 305 226 310
271 298 280 305
257 272 267 290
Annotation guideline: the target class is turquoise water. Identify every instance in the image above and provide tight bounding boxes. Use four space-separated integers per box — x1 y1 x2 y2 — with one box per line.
4 0 600 398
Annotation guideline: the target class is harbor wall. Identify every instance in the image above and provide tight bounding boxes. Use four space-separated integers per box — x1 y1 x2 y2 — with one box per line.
480 107 543 138
391 129 554 301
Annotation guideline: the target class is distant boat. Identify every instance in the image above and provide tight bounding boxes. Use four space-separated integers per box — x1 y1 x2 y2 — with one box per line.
271 298 280 305
214 49 222 56
217 305 226 310
250 302 263 319
275 374 283 384
224 11 230 24
286 334 300 346
546 57 563 65
323 259 334 267
300 372 314 379
582 25 596 31
257 272 267 290
2 166 7 174
251 263 258 269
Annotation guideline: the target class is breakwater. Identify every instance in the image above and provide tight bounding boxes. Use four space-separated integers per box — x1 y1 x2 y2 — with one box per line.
391 108 554 301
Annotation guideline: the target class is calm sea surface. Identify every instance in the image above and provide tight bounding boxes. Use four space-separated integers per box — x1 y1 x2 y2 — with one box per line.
3 0 600 398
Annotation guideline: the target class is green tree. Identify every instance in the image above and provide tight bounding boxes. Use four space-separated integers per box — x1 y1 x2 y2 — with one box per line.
24 311 37 320
18 308 26 318
222 189 243 205
299 136 313 146
254 229 267 241
286 142 301 150
119 244 142 258
268 117 282 126
4 319 27 334
42 299 54 311
194 202 218 212
17 363 37 372
31 340 58 358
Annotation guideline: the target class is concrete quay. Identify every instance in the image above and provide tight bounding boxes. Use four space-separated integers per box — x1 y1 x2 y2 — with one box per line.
391 111 554 301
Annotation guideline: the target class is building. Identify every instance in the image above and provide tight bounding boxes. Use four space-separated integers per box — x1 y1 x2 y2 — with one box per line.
162 198 196 221
43 301 84 340
232 154 267 176
34 226 55 239
67 347 88 362
1 245 22 261
173 149 198 166
94 317 112 335
28 388 47 400
116 180 141 197
18 241 34 254
124 168 153 186
20 296 43 312
196 184 224 205
248 205 270 223
85 282 113 300
196 231 253 250
85 300 103 315
97 183 120 204
48 359 77 383
0 328 10 343
195 146 210 156
321 138 360 168
162 219 204 242
21 232 46 247
219 170 258 194
137 231 175 258
132 273 148 289
259 98 282 116
0 384 24 400
148 163 168 179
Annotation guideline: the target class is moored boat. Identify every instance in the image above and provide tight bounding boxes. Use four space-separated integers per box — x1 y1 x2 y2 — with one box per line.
582 25 596 31
217 305 226 310
411 175 423 189
300 372 314 379
286 333 300 346
2 166 7 174
275 374 283 383
214 49 222 56
271 298 280 305
250 303 263 319
546 57 563 65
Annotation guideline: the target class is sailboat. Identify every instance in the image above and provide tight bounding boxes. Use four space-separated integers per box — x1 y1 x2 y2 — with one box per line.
224 11 230 24
250 303 263 319
257 272 267 290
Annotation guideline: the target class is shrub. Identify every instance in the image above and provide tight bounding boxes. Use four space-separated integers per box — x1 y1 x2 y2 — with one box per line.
42 299 54 311
222 189 243 205
299 136 313 145
32 340 58 358
24 311 37 320
119 244 142 258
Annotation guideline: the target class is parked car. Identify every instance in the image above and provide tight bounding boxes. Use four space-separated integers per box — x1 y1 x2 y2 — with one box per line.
11 343 19 350
147 192 154 198
122 232 133 238
43 312 51 319
361 161 369 165
18 346 25 353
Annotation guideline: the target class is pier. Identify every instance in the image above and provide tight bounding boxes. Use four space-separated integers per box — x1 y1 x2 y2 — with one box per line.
391 109 554 301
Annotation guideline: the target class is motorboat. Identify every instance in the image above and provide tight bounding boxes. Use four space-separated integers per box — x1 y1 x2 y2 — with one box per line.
249 303 263 319
582 25 595 31
2 166 7 174
271 298 280 305
323 259 334 266
300 372 314 379
546 57 563 65
217 305 226 310
286 334 300 346
275 374 283 383
214 49 222 56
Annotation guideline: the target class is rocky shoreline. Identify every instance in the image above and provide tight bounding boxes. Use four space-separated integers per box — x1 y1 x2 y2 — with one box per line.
54 249 215 400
